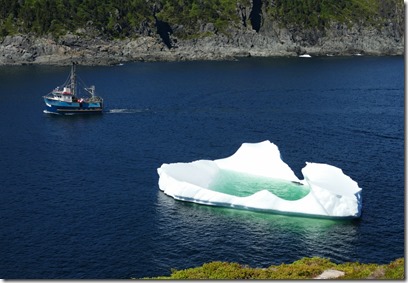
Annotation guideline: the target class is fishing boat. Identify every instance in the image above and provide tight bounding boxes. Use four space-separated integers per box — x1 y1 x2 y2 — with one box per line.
43 63 103 115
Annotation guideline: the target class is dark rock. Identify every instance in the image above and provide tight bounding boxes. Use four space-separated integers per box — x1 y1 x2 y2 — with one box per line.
0 16 403 66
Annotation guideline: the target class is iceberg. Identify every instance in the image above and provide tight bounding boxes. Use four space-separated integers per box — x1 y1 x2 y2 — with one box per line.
157 141 362 219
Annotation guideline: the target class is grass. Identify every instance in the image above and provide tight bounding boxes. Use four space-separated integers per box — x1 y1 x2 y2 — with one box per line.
144 257 404 279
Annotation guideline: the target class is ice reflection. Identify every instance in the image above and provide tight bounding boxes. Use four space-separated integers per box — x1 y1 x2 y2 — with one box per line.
153 190 360 270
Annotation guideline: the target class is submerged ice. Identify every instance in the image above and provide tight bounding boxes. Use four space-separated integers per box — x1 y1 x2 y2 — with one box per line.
157 141 362 218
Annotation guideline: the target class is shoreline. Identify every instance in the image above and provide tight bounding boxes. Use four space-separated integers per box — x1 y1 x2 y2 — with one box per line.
0 28 403 66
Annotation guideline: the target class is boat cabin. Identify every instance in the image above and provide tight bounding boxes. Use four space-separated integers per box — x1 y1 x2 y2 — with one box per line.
52 87 75 102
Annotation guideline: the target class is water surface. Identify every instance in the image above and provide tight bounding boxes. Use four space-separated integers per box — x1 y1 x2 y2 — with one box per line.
0 56 404 279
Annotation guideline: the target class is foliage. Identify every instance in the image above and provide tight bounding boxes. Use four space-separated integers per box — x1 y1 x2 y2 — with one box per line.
383 258 405 279
266 0 402 30
146 257 404 280
155 0 239 36
0 0 403 39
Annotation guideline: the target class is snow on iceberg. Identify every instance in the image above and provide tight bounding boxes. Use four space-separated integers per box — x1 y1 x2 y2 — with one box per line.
157 141 362 219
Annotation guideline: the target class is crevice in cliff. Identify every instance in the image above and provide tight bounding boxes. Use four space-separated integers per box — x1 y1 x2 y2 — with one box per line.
238 5 247 28
155 18 173 49
249 0 262 32
152 4 173 49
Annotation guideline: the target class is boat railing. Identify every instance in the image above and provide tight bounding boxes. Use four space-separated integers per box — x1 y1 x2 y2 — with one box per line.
85 96 103 103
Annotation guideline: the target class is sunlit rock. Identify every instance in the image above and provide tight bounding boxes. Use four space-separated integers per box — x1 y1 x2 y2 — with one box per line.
157 141 362 218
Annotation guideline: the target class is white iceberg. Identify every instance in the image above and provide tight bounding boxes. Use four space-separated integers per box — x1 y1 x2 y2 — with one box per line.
157 141 362 219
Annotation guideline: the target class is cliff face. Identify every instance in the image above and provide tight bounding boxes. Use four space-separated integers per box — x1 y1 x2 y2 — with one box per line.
173 21 403 59
0 1 403 65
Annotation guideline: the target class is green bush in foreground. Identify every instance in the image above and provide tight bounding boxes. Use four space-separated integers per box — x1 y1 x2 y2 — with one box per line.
145 257 404 280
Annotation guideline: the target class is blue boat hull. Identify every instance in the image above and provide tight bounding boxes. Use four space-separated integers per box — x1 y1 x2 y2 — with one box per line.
44 98 103 114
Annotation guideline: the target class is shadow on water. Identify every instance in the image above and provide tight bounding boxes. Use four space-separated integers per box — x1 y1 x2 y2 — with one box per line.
42 111 105 138
43 112 104 119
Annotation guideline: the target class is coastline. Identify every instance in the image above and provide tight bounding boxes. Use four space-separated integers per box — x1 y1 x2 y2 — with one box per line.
0 24 403 66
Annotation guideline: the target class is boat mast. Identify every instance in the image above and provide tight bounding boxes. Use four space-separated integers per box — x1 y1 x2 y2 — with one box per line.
70 62 76 96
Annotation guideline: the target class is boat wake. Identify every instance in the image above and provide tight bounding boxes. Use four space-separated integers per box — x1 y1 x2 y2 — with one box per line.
107 108 149 114
43 110 59 115
43 110 74 115
44 109 149 115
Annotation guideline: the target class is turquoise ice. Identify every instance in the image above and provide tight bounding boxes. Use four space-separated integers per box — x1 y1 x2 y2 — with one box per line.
157 141 362 218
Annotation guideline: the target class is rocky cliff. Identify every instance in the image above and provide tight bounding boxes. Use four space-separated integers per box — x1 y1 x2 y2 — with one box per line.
0 3 403 65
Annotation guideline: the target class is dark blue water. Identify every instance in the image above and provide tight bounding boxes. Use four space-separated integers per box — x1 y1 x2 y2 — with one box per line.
0 56 404 279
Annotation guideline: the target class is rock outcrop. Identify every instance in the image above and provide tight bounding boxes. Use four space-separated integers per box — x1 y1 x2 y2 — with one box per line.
0 19 403 66
314 269 345 279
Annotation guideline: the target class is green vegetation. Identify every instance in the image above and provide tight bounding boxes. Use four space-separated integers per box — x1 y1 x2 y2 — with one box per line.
155 0 240 37
0 0 158 37
267 0 403 30
146 257 404 279
0 0 403 39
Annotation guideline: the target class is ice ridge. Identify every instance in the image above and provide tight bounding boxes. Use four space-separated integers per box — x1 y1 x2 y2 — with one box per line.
157 141 362 218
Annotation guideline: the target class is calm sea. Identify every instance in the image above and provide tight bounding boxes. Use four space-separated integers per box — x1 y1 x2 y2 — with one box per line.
0 56 404 279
